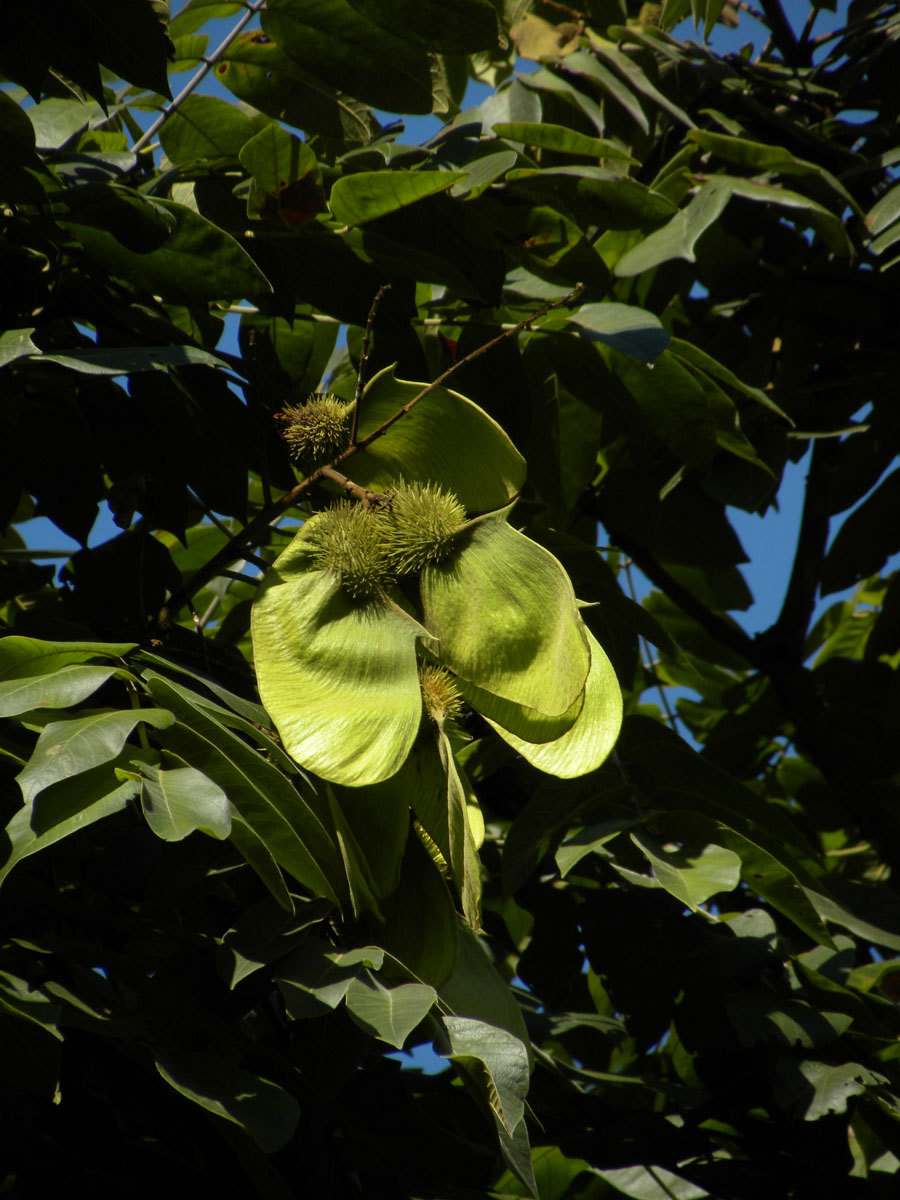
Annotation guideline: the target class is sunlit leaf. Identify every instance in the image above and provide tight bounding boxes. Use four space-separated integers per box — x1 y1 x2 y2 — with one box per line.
16 709 174 804
345 970 436 1048
139 763 231 841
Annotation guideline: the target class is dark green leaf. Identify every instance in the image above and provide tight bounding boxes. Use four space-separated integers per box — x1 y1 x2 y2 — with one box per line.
139 763 231 841
16 709 174 804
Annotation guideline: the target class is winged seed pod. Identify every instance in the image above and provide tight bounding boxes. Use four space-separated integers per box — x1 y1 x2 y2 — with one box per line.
280 392 354 471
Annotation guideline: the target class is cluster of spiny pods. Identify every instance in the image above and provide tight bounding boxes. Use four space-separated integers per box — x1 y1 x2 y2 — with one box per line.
253 388 622 793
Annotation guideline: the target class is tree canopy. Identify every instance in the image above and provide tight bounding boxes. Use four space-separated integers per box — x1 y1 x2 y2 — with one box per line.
3 0 900 1195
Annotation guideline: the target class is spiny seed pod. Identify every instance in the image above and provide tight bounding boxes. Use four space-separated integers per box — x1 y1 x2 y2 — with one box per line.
419 662 464 728
380 480 466 574
279 393 353 471
308 501 394 601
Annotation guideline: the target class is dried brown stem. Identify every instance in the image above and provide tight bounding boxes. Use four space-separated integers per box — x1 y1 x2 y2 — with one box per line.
350 284 391 445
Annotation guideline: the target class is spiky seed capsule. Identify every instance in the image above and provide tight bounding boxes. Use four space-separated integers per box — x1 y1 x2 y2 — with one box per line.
280 393 353 471
419 663 465 728
380 480 466 574
307 501 394 601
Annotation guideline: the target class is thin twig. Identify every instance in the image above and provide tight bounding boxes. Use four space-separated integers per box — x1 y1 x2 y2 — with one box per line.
351 284 584 456
133 0 267 153
318 466 386 508
350 284 391 445
158 284 583 629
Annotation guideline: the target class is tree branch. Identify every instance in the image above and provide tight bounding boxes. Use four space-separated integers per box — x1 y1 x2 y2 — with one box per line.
604 527 760 667
133 0 267 153
756 0 803 66
759 438 838 666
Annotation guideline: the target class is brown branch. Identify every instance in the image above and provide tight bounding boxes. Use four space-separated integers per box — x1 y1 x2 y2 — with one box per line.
318 466 385 508
350 284 391 445
157 284 584 630
352 284 584 454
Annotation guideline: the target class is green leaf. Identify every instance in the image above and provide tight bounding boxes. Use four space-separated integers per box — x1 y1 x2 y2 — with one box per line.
344 970 436 1048
329 169 467 225
421 512 590 719
170 0 244 37
239 121 321 222
26 98 104 150
556 815 641 878
138 763 231 842
669 337 793 422
440 925 532 1064
219 896 333 987
156 1053 300 1153
615 180 732 275
62 198 272 303
276 936 385 1017
376 826 460 987
216 32 379 144
146 676 344 905
0 763 139 886
0 664 117 718
482 627 622 778
866 179 900 237
252 532 427 786
560 51 650 134
16 709 174 804
440 1015 530 1135
687 129 858 214
262 0 434 114
592 1163 709 1199
0 637 136 680
568 303 669 362
492 122 638 163
228 816 294 913
345 0 498 53
721 175 853 256
774 1058 888 1122
158 94 267 165
631 830 741 910
449 150 517 199
584 39 694 128
350 364 527 513
0 328 39 368
37 344 230 376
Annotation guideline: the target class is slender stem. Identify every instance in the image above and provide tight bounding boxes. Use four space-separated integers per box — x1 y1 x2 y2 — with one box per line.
133 0 267 153
351 284 583 455
158 285 583 628
350 285 391 445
